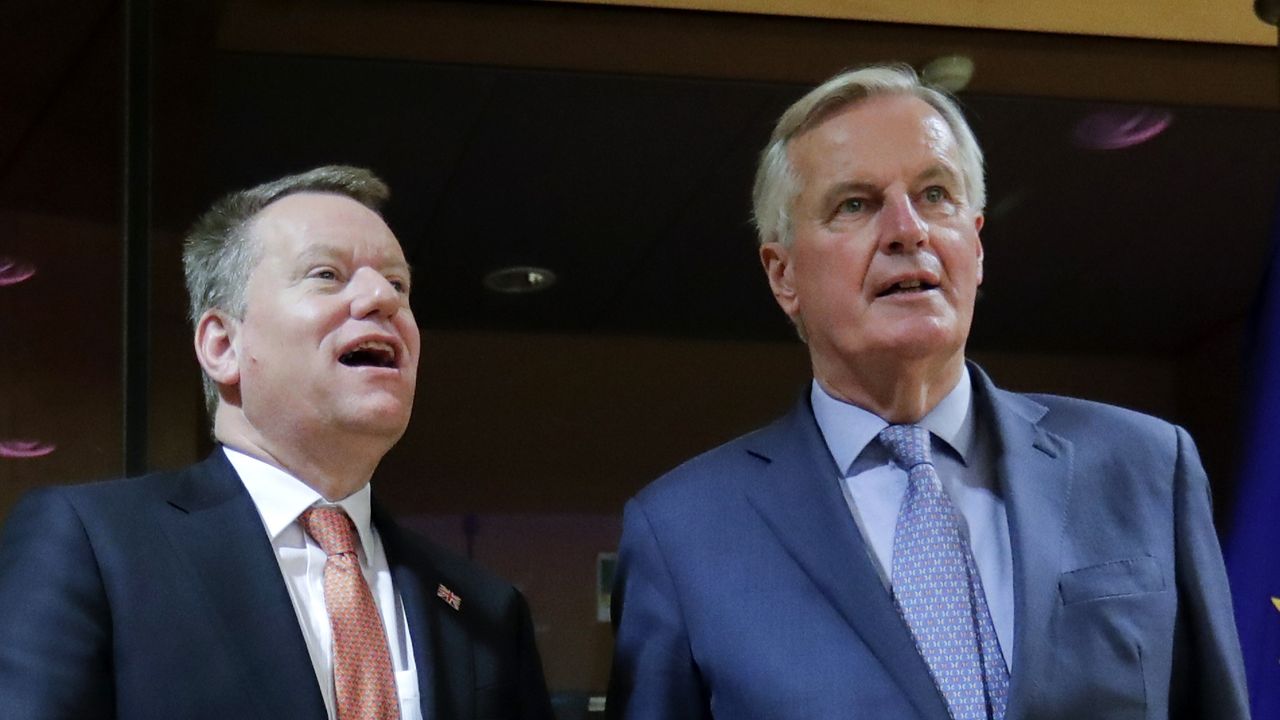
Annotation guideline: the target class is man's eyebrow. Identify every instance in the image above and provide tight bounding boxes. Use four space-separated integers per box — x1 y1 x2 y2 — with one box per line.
386 260 413 278
294 245 413 276
916 163 963 186
295 245 342 264
818 180 881 209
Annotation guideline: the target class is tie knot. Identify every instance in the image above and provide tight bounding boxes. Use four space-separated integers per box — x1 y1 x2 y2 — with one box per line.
879 424 933 469
298 506 359 556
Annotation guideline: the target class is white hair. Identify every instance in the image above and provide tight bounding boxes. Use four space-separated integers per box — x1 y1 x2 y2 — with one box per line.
751 63 986 246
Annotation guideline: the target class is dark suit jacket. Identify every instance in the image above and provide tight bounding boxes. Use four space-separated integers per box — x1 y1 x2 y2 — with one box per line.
608 364 1248 719
0 451 554 720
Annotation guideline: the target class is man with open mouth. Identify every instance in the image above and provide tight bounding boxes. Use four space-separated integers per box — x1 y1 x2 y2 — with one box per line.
0 166 554 720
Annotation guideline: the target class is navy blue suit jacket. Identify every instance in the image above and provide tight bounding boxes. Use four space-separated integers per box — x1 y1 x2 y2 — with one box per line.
608 365 1248 719
0 451 553 720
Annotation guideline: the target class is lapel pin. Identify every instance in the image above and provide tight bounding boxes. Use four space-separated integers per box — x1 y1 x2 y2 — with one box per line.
437 583 462 611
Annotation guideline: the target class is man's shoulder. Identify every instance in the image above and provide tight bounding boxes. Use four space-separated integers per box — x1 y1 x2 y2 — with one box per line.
1016 389 1178 437
988 384 1187 469
632 411 794 510
974 362 1179 441
0 459 227 596
9 457 219 521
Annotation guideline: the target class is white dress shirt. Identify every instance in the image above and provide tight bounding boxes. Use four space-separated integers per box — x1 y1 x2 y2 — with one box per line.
809 366 1015 664
224 447 423 720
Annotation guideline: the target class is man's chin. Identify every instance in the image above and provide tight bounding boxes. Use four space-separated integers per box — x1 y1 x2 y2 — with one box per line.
870 310 957 342
840 326 966 366
338 399 413 438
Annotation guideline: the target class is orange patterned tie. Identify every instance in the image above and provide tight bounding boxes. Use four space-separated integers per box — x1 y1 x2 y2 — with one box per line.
299 507 401 720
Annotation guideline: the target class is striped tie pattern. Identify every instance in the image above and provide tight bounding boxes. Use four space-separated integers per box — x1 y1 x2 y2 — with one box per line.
299 507 400 720
879 424 1009 720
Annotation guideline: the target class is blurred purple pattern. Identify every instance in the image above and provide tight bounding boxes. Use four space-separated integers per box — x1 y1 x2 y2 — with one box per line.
0 440 56 459
1073 108 1174 150
0 257 36 287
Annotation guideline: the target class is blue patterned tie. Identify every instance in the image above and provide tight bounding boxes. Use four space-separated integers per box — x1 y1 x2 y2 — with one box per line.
879 424 1009 720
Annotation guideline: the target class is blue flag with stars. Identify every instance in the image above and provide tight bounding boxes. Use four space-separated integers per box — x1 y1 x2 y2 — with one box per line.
1227 186 1280 720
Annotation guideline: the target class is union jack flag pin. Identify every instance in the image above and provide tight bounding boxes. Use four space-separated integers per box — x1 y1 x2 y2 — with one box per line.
437 583 462 611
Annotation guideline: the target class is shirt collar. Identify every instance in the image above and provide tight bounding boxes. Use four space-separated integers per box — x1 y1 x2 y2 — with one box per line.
223 446 376 553
811 364 975 475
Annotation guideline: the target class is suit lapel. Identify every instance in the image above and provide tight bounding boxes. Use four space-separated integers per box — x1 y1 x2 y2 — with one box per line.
742 398 952 720
971 366 1073 720
159 452 327 720
375 506 471 720
425 585 474 720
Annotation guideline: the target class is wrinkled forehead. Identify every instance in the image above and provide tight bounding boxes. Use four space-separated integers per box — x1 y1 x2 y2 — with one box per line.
788 94 960 183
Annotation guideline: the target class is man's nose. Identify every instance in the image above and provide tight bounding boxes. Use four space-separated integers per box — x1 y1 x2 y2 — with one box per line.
349 268 402 319
878 193 929 253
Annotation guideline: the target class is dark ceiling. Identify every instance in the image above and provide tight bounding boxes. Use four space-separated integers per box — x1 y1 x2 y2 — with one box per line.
208 52 1280 354
5 1 1276 358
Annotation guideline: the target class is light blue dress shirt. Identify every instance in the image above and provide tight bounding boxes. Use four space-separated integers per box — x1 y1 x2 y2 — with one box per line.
810 366 1015 664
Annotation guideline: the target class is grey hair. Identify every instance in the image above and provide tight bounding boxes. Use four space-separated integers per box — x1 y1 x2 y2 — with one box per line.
751 63 985 246
182 165 391 418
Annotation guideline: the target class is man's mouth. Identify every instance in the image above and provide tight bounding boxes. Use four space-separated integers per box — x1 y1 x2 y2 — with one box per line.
339 340 398 369
876 279 939 297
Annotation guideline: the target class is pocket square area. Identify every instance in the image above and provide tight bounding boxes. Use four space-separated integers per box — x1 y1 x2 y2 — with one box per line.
1059 556 1166 605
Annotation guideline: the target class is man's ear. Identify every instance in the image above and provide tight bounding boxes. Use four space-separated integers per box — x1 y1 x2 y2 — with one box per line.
974 214 985 286
760 241 800 319
194 309 240 387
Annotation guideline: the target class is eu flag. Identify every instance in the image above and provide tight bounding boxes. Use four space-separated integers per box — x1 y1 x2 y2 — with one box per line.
1227 188 1280 720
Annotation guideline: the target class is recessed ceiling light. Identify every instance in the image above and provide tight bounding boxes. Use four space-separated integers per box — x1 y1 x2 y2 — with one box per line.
921 55 975 93
0 439 56 458
483 266 557 294
0 256 36 287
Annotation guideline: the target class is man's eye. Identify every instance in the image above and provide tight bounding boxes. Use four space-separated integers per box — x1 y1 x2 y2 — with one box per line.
839 198 865 213
389 278 409 293
310 269 338 281
923 187 946 203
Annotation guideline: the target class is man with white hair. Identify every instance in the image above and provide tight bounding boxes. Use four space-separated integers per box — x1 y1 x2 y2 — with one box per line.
0 166 554 720
607 65 1248 719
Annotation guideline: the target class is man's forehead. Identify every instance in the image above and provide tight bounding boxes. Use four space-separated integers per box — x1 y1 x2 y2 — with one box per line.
252 191 377 230
250 194 403 257
800 96 952 149
790 96 961 182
